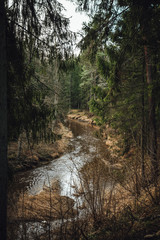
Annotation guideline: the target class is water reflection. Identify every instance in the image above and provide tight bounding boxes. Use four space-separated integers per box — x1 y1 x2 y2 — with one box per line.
8 119 113 239
9 120 110 198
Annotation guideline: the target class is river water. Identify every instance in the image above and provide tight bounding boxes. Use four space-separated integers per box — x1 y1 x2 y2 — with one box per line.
9 120 110 198
8 119 111 239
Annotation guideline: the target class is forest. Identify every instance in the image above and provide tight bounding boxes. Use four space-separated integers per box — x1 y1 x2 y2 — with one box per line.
1 0 160 239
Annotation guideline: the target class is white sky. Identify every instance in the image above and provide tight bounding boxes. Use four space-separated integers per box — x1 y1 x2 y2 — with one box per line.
9 0 89 32
58 0 89 32
9 0 89 53
58 0 89 54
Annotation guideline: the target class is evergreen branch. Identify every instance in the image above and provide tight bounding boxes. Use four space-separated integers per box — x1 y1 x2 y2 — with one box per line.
8 17 51 48
34 74 61 96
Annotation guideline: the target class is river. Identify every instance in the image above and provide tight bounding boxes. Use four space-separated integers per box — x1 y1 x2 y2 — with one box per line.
8 119 112 239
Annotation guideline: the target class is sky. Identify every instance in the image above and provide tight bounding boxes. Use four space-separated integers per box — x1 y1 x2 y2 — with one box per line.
9 0 89 53
58 0 89 32
9 0 89 33
58 0 90 54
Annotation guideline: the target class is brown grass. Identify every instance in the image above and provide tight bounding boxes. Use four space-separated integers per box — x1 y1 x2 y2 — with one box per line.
9 180 75 222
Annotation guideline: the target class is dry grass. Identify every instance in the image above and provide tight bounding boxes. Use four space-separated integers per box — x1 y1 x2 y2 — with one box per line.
68 109 97 125
9 180 75 222
8 122 73 172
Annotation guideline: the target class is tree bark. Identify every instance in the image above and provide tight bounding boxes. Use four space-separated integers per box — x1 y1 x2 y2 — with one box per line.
144 45 158 183
141 69 145 183
0 1 8 239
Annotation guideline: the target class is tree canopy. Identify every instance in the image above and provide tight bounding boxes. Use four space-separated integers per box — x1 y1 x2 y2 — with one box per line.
0 1 75 238
70 0 160 187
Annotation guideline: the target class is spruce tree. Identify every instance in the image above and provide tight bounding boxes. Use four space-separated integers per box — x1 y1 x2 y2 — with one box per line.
75 0 160 187
0 1 7 238
0 1 74 238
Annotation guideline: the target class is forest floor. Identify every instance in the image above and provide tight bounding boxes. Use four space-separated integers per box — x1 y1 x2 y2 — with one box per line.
8 122 73 174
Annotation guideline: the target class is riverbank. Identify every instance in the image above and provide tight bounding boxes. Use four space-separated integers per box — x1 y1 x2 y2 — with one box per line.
67 109 124 161
67 110 160 240
67 109 96 124
8 122 73 174
8 179 75 222
8 109 123 175
7 113 160 239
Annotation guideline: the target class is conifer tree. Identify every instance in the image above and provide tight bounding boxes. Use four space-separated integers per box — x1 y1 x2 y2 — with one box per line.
0 1 7 239
0 1 74 238
75 0 160 186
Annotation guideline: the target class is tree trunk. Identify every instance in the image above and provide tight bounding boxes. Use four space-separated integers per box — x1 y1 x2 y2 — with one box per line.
141 70 145 183
17 133 23 159
0 1 8 239
144 45 158 183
